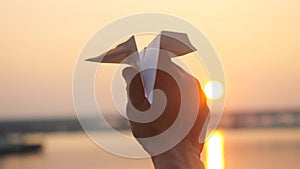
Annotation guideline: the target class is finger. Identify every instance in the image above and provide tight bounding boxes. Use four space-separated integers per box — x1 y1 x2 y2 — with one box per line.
122 67 138 85
122 67 149 110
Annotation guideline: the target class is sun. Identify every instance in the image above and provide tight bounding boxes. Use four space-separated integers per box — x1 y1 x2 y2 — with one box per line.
204 81 224 100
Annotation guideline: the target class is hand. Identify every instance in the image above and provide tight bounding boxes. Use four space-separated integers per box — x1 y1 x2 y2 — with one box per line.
122 56 209 169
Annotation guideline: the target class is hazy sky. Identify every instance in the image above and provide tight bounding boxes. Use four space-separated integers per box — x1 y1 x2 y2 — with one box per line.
0 0 299 120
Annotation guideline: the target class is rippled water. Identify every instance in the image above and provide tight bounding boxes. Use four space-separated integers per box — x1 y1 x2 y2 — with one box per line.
1 129 299 169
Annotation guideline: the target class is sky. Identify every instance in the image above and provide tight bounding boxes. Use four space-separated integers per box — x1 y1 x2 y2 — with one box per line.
0 0 299 120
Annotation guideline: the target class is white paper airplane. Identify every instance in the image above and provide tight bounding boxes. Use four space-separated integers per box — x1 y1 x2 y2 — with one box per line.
86 31 197 104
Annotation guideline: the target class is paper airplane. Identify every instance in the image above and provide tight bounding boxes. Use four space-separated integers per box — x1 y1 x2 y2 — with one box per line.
86 31 197 104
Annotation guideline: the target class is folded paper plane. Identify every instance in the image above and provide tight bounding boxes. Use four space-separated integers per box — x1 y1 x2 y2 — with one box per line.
86 31 197 104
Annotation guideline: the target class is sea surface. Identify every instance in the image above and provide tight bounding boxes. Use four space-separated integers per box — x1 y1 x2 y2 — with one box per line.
0 129 299 169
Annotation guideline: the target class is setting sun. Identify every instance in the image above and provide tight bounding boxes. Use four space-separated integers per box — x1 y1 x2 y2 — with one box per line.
204 81 224 100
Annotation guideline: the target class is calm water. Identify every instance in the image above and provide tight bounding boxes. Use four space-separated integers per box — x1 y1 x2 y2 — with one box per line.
0 129 299 169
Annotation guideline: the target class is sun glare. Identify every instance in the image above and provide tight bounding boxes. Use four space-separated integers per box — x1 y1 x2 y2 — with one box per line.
206 131 225 169
204 81 224 100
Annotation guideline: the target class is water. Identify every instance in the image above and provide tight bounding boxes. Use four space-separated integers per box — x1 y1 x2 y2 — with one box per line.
0 129 299 169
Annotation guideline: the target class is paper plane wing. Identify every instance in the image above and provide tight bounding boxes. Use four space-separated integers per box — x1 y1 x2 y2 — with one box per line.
85 36 138 64
160 31 197 56
85 31 197 64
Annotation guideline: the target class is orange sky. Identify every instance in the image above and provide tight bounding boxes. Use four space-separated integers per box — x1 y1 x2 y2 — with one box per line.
0 1 299 119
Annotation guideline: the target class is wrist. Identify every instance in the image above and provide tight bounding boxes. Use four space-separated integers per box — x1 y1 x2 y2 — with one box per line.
150 140 205 169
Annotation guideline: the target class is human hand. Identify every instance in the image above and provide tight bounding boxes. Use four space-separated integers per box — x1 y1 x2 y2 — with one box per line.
122 56 209 169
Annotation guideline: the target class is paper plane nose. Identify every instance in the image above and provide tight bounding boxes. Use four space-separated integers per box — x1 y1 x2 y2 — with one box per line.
85 56 102 62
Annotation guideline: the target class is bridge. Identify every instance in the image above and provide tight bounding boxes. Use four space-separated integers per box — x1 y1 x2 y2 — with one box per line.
219 110 300 128
0 110 299 134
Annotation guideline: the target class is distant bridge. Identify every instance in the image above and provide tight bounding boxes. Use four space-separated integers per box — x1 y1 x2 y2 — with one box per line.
0 110 299 134
219 110 300 128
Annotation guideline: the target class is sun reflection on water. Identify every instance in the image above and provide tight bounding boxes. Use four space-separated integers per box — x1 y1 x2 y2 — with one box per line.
206 130 225 169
